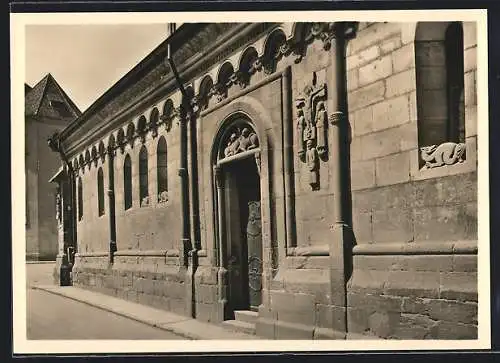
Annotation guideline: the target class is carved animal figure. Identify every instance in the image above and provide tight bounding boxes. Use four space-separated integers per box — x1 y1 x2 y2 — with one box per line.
420 142 466 169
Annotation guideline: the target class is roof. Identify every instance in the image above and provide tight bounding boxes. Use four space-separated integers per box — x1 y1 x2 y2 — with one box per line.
25 83 32 93
25 73 82 117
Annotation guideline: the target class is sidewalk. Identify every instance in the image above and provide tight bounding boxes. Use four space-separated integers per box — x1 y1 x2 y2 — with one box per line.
32 285 259 340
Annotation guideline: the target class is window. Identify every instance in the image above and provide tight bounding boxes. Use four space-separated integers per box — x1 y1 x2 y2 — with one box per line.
124 155 132 210
157 137 168 202
49 100 73 118
139 146 149 206
415 22 466 169
97 167 105 216
78 177 83 220
445 22 465 143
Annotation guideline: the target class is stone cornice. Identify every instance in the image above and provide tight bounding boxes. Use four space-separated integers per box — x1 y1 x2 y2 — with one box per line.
61 23 275 157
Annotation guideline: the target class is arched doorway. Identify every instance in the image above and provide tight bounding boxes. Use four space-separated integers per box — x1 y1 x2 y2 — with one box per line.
213 115 263 315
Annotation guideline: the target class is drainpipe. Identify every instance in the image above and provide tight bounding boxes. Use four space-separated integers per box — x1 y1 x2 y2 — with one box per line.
167 28 191 266
328 22 356 337
107 146 117 263
167 25 199 318
47 132 77 286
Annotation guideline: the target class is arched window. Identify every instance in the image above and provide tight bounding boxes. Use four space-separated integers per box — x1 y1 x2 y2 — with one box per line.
415 22 466 167
445 22 465 143
157 137 168 202
139 146 149 206
78 177 83 220
123 155 132 210
97 167 105 216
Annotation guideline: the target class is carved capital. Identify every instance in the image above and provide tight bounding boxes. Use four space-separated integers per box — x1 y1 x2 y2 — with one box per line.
329 111 345 126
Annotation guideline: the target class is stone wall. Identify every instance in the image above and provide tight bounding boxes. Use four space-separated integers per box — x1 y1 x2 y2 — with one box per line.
67 22 478 340
345 22 477 339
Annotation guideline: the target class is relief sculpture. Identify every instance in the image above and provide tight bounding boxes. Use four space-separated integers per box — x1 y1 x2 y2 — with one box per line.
296 72 328 190
420 142 466 169
222 126 259 158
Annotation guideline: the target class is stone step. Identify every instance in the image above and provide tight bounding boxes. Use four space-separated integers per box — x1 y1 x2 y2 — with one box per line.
221 319 256 335
234 310 258 325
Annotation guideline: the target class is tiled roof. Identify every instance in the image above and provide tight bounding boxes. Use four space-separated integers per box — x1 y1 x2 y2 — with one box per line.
25 74 49 116
25 83 32 94
25 73 81 117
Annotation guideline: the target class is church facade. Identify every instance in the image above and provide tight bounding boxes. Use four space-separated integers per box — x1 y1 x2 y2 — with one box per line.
49 22 478 339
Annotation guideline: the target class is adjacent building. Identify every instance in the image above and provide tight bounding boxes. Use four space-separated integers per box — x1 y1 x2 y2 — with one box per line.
49 22 478 339
25 74 81 260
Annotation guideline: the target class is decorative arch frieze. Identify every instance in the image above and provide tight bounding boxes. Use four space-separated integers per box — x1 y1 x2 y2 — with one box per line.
160 98 175 132
84 150 91 170
149 107 160 138
98 141 106 162
126 123 135 148
191 22 358 113
91 146 98 167
137 115 148 143
117 128 126 154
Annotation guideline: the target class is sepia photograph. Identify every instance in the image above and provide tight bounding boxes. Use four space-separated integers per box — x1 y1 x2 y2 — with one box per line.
11 9 490 354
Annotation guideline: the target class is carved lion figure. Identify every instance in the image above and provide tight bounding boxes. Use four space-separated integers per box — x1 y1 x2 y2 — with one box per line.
420 142 466 169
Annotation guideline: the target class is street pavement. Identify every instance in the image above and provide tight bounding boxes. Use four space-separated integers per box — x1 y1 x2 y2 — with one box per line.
26 262 183 340
27 288 183 339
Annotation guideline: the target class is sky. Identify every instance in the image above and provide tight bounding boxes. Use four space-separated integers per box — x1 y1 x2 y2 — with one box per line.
25 24 169 112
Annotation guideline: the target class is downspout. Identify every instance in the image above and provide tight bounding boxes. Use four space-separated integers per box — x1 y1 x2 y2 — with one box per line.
107 146 117 263
328 22 356 338
166 25 198 318
47 132 77 285
167 29 192 266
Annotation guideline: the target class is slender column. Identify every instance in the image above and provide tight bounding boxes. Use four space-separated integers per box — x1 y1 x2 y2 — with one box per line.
186 110 199 318
188 108 201 251
282 65 296 250
328 22 354 335
214 165 228 321
178 107 191 267
107 146 117 263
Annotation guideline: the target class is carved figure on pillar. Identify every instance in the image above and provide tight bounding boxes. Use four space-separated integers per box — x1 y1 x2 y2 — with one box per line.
295 72 328 190
306 139 319 189
315 101 328 159
296 107 306 159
